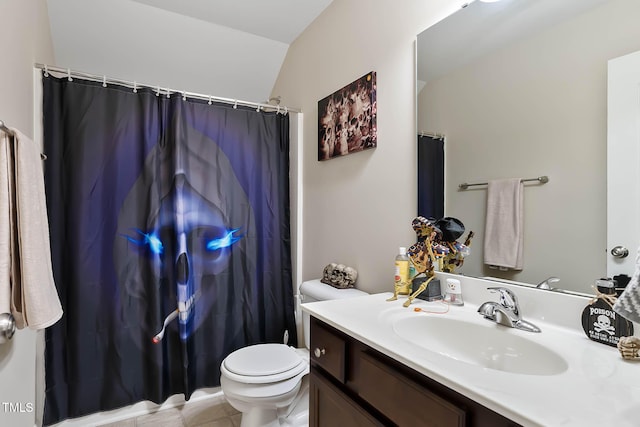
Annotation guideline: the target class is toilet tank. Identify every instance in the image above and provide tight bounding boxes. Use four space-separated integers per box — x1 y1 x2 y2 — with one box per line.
299 279 368 349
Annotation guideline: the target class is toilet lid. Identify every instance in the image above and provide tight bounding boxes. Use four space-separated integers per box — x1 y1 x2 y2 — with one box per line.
224 343 303 377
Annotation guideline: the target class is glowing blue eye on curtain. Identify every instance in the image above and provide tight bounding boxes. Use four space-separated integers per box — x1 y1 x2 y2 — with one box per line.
123 228 164 254
146 234 164 254
207 228 243 251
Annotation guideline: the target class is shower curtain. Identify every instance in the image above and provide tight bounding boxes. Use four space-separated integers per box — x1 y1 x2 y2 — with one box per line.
41 73 296 424
417 134 444 219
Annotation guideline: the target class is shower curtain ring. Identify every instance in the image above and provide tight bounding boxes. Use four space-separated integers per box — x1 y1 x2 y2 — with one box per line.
67 69 73 81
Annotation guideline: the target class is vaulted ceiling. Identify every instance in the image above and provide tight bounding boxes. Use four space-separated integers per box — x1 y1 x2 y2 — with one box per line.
45 0 333 103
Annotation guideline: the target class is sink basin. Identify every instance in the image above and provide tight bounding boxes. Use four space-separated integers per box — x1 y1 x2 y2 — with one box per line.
393 315 568 376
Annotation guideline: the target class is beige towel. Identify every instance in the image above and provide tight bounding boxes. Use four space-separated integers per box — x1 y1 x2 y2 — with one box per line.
1 128 62 330
0 133 12 315
483 178 524 270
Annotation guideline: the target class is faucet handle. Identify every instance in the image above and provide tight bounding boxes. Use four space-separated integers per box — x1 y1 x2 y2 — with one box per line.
537 276 560 289
487 287 520 316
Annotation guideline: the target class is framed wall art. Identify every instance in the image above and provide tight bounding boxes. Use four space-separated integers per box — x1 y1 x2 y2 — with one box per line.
318 71 377 161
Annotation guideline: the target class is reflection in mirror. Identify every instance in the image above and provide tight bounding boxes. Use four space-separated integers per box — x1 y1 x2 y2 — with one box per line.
417 0 640 294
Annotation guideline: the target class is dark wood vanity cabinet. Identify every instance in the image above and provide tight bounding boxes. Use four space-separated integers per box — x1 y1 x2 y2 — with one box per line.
309 316 521 427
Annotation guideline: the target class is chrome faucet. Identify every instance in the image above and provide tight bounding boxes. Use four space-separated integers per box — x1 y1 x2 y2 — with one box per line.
477 287 541 333
536 276 560 290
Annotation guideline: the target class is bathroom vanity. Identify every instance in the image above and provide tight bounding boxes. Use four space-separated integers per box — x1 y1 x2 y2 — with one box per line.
309 316 516 426
303 273 640 427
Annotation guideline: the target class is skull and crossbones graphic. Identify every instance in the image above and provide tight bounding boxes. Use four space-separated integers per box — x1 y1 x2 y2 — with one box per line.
593 315 616 335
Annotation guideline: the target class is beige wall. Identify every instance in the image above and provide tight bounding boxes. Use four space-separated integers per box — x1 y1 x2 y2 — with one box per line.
0 0 54 137
418 0 640 292
272 0 462 294
0 1 55 426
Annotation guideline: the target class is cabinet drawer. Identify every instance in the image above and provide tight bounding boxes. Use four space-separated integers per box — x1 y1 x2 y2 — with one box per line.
355 351 466 427
310 317 347 382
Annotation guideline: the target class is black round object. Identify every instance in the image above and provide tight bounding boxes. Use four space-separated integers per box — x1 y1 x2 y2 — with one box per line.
435 217 465 242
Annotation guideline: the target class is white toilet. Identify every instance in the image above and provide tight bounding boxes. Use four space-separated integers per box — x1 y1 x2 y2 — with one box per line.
220 279 368 427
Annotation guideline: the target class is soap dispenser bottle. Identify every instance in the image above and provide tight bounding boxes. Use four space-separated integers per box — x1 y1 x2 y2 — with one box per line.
394 247 411 295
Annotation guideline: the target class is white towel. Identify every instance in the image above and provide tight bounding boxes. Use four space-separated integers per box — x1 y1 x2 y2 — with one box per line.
613 246 640 324
1 128 62 330
483 178 524 270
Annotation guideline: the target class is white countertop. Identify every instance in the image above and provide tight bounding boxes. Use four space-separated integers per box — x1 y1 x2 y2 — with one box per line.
302 273 640 427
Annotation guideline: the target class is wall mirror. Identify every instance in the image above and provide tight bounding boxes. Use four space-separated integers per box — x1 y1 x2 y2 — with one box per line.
417 0 640 294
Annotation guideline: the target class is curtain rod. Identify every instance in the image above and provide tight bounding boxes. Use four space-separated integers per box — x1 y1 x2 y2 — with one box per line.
34 63 302 114
419 131 445 140
459 176 549 190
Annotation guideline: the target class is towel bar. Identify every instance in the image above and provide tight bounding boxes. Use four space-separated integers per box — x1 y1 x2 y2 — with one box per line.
459 176 549 190
0 120 11 135
0 119 47 160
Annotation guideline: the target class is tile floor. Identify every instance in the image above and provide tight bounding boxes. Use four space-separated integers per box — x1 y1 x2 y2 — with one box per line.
97 395 241 427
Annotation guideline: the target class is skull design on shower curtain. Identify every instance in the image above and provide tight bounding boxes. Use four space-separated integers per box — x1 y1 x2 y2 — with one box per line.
113 120 254 346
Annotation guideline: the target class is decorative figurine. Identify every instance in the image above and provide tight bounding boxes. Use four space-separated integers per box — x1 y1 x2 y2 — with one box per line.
402 217 446 307
581 283 634 348
618 336 640 360
388 216 473 307
321 263 358 289
441 231 475 273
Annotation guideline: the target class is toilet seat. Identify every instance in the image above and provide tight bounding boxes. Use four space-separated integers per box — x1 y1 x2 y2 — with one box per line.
221 343 307 384
220 368 307 401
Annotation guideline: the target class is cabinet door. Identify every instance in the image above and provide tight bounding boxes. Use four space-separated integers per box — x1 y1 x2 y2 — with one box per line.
310 317 347 382
309 368 384 427
355 352 466 427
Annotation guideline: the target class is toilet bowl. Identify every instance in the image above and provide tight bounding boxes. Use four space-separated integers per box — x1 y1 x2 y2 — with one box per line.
220 279 368 427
